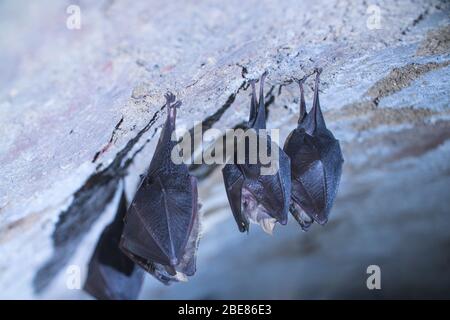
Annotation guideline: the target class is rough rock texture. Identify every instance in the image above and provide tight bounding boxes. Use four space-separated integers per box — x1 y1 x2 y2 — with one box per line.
0 0 449 298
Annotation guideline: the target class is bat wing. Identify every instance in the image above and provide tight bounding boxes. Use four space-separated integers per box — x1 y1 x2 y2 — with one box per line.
277 146 292 222
84 192 144 300
296 159 327 224
146 198 201 285
317 133 344 219
222 163 248 232
284 130 328 224
174 195 200 277
286 131 321 177
121 169 196 268
84 254 145 300
256 146 291 225
125 176 200 286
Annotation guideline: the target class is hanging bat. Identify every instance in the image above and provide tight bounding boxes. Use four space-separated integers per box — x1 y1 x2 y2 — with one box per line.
222 72 291 234
283 68 344 230
120 92 200 284
83 190 144 300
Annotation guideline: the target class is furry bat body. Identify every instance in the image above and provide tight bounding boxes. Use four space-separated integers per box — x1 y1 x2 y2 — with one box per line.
283 69 344 230
84 191 144 300
222 73 291 234
120 93 200 284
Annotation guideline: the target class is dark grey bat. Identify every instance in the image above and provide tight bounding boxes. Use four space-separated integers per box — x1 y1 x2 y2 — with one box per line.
222 72 291 234
83 190 144 300
120 92 200 284
283 68 344 230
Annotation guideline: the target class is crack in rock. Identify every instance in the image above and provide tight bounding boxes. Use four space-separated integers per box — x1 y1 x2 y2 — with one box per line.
401 8 430 36
188 81 248 178
196 81 248 133
92 116 125 163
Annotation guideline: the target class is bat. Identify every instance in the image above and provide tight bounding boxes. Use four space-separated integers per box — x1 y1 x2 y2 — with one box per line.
83 190 144 300
222 72 292 234
120 92 200 285
283 68 344 230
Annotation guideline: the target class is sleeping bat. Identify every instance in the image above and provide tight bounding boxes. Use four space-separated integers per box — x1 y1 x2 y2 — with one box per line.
83 190 144 300
120 92 200 285
283 68 344 230
222 72 292 234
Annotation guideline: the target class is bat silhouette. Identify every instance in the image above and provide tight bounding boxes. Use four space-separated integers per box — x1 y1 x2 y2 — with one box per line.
283 68 343 230
222 72 291 234
83 190 144 300
120 92 200 284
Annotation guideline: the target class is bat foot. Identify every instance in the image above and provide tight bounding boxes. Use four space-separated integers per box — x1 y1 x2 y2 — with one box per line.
164 92 182 110
164 91 176 104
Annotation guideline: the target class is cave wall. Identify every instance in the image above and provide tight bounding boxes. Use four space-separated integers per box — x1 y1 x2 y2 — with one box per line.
0 0 449 298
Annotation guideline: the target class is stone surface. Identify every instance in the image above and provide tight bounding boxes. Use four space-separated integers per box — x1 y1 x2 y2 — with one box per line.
0 0 449 298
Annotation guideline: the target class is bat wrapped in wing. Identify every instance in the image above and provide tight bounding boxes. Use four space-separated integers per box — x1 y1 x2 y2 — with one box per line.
222 72 291 234
283 68 344 230
120 92 200 284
